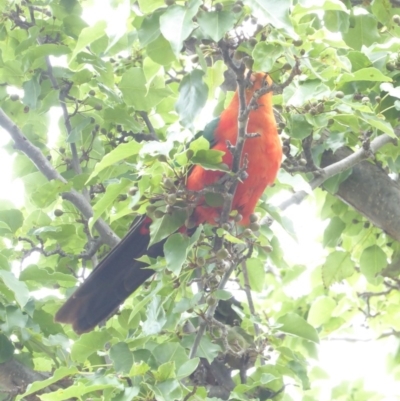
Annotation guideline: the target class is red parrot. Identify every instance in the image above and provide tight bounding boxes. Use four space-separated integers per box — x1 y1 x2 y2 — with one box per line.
55 72 282 334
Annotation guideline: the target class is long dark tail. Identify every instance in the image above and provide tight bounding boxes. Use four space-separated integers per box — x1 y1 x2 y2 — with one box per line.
55 217 163 334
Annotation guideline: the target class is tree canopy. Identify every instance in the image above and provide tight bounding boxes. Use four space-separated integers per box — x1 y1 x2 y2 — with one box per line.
0 0 400 400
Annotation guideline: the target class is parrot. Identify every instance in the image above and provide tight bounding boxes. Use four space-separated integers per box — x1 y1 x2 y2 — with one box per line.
55 72 282 334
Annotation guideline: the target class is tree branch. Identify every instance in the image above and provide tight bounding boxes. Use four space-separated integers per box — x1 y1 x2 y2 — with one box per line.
279 130 399 211
0 108 120 247
138 111 158 141
189 261 236 359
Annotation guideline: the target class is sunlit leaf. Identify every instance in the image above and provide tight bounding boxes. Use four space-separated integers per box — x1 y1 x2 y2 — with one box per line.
86 141 142 183
307 296 336 327
322 250 355 287
159 0 201 55
110 342 134 374
0 271 30 308
277 313 319 343
176 69 208 128
197 10 236 42
71 332 111 363
164 233 190 275
360 245 387 282
70 21 107 63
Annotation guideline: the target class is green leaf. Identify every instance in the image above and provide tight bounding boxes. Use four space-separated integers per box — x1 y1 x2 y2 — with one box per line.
191 149 225 167
159 0 201 55
71 331 111 363
285 80 330 107
16 367 79 401
323 169 352 194
143 295 167 335
149 209 186 246
307 296 336 327
245 258 265 293
347 51 372 71
110 342 134 374
289 114 313 140
164 233 190 275
360 245 387 282
360 115 396 138
277 313 319 343
137 0 165 14
252 42 284 72
90 178 132 231
214 289 233 300
128 282 164 325
288 360 310 390
0 209 23 233
138 11 161 46
342 14 380 50
112 388 141 401
204 60 226 99
176 358 199 379
23 44 71 65
0 221 11 234
22 75 41 110
153 342 189 366
197 10 236 42
154 361 176 381
205 193 224 208
190 136 211 152
338 67 391 84
71 69 92 84
324 10 349 33
103 106 142 131
0 271 30 308
244 0 294 35
19 265 76 286
176 69 208 128
0 60 24 86
86 141 141 183
220 230 245 244
0 334 14 363
146 35 176 65
181 334 221 363
153 379 182 401
68 117 92 143
120 68 172 110
323 216 345 248
322 250 355 287
371 0 393 24
63 14 88 38
70 20 107 63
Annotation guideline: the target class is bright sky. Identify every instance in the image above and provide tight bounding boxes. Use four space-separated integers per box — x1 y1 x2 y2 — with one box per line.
0 1 399 400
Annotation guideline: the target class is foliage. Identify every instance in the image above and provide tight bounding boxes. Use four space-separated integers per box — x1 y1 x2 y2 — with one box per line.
0 0 400 400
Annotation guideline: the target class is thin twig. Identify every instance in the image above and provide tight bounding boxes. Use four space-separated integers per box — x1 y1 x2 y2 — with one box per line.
58 81 82 175
139 111 158 141
189 261 236 359
241 260 264 365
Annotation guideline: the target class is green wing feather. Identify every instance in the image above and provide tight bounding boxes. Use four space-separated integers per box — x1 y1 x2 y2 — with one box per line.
193 117 220 148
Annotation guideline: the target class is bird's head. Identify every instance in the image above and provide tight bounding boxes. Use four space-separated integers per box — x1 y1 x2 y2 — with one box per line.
246 71 273 92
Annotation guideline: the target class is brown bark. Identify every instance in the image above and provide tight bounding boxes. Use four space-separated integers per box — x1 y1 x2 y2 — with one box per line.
0 359 46 400
321 147 400 242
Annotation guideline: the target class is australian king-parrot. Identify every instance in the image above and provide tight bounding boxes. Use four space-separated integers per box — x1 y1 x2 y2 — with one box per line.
55 72 282 334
